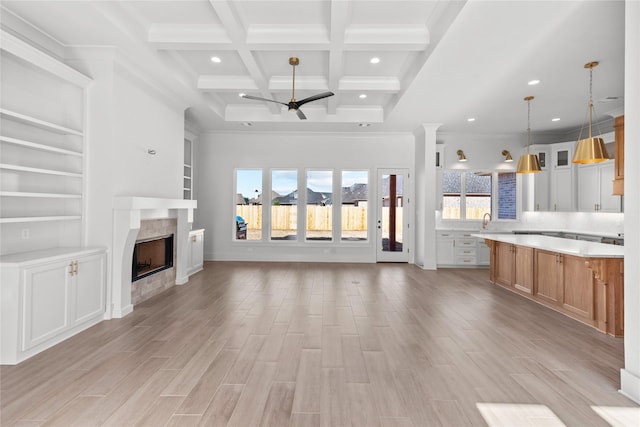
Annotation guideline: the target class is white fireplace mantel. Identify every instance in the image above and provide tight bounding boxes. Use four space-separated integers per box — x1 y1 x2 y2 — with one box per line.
111 197 197 318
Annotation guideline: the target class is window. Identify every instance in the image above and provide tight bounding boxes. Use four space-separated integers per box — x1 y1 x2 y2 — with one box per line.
442 170 462 219
497 172 517 219
341 171 368 241
235 169 262 240
465 172 491 220
306 170 333 241
271 169 298 240
442 170 492 220
234 168 370 242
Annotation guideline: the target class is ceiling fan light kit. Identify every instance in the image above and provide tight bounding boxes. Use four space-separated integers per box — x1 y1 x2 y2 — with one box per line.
241 57 334 120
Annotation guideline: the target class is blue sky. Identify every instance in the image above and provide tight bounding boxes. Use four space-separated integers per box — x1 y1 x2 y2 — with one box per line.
236 169 368 198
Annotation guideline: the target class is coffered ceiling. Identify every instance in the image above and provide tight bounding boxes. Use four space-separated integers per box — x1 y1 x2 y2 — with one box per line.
0 1 625 136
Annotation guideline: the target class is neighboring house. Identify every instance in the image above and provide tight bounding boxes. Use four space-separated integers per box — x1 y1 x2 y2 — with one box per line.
272 188 332 206
341 183 368 207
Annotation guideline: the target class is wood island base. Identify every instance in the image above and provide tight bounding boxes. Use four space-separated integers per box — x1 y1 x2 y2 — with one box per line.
484 239 624 337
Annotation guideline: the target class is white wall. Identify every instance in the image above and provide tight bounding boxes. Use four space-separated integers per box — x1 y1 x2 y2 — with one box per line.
66 49 187 316
621 0 640 405
194 131 414 263
67 49 186 250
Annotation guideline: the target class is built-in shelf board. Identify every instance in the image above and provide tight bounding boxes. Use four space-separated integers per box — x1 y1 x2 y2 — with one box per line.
184 164 191 168
0 163 82 177
0 215 82 224
0 191 82 199
0 109 83 136
183 176 191 180
0 135 82 157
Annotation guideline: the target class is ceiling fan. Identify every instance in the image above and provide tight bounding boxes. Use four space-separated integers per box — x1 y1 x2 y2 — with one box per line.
241 57 334 120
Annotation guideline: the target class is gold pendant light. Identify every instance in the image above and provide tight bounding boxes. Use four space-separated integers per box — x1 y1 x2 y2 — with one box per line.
572 61 609 164
516 96 542 174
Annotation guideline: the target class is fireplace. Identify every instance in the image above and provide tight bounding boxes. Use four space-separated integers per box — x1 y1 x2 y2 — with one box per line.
132 234 174 281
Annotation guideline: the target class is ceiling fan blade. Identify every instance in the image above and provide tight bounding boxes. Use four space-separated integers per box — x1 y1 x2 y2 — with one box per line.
296 109 307 120
295 91 334 107
241 94 288 107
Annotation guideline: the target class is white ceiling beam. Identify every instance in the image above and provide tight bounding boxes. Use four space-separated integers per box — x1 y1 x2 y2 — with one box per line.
207 0 281 115
327 0 352 115
148 24 232 50
344 25 429 48
339 77 401 92
269 76 328 92
198 75 259 91
246 25 329 45
224 104 383 123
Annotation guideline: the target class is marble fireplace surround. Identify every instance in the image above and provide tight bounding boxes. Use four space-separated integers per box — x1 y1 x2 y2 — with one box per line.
111 197 197 318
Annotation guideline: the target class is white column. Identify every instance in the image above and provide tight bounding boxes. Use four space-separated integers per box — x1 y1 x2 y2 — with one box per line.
621 0 640 404
414 124 441 270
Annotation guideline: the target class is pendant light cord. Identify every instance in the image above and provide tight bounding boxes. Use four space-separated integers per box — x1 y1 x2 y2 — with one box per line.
526 97 532 155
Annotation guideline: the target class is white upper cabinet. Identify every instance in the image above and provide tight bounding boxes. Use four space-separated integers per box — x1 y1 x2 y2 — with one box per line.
578 162 621 212
552 141 574 169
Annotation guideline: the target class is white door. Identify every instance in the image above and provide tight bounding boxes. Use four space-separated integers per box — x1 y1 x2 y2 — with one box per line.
377 169 410 262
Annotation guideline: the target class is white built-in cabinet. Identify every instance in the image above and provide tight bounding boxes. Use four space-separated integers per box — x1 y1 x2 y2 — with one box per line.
577 162 621 212
526 145 551 211
0 31 107 364
1 30 91 253
187 229 205 276
550 141 576 212
1 248 107 364
183 137 193 200
524 134 617 213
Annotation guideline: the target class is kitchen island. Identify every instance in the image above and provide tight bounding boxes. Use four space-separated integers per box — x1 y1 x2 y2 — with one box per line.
473 233 624 336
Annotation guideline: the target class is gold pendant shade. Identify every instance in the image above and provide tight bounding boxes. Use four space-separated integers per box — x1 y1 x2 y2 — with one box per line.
573 136 609 164
516 96 542 174
517 153 542 174
572 61 610 164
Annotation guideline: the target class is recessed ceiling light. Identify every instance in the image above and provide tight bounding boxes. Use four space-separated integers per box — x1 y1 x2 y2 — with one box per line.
239 93 246 97
358 123 371 127
552 117 561 122
240 122 252 126
467 118 476 122
528 79 541 85
211 56 221 63
359 94 367 99
370 57 380 64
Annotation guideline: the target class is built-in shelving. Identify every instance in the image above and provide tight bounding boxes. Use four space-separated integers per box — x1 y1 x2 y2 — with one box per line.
183 137 193 200
0 163 83 177
0 109 83 136
0 191 82 198
1 29 91 255
0 135 83 157
0 216 82 224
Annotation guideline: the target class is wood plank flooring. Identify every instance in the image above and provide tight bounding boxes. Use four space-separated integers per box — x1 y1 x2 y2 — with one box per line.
1 261 638 426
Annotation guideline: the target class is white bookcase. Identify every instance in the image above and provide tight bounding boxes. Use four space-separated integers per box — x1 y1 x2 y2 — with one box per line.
1 30 91 254
183 137 193 200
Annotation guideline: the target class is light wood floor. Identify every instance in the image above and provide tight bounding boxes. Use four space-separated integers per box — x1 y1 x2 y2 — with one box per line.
1 262 638 426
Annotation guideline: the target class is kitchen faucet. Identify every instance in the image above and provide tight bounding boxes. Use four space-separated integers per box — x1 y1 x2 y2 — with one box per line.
482 213 492 229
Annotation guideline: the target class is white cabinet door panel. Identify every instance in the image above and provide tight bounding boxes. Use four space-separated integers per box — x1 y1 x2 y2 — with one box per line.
23 261 71 350
74 253 106 324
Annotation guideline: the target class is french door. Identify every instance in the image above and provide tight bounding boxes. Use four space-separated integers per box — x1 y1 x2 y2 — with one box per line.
376 169 410 262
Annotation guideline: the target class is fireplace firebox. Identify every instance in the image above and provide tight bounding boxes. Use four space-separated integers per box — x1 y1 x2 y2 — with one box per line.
132 234 174 281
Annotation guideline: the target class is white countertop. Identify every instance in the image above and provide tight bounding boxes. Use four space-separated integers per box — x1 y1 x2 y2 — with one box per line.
473 233 624 258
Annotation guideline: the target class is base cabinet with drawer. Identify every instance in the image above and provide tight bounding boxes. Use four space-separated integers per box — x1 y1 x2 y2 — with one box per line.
437 230 488 267
1 247 107 364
